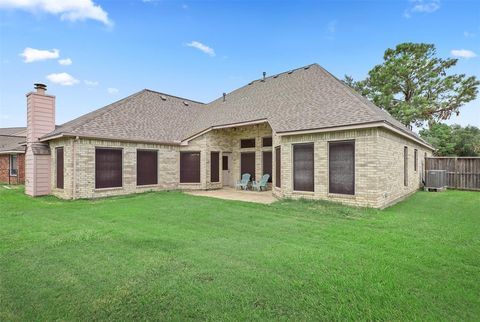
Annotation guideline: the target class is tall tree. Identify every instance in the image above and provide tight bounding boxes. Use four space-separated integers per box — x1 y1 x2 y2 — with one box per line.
420 123 480 156
451 125 480 156
345 43 479 127
419 123 455 155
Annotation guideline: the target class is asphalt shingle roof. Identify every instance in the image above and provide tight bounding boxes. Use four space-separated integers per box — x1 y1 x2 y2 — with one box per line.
43 91 207 144
0 135 25 153
0 127 26 136
41 63 427 145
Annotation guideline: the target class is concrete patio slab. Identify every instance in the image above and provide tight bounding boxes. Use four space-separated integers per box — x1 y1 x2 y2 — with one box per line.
185 187 277 204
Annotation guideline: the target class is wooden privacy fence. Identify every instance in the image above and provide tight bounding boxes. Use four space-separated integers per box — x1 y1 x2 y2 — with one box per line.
425 157 480 191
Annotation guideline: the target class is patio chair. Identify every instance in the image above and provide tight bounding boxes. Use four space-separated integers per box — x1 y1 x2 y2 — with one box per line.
252 174 270 191
235 173 251 190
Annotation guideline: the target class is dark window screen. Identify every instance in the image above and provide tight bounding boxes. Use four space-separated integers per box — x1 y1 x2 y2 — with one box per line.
222 155 228 170
180 152 201 183
329 141 355 195
137 150 158 186
56 147 64 189
404 147 408 186
262 137 272 147
241 139 255 149
95 148 122 189
275 146 281 188
293 143 314 192
210 152 220 182
414 149 418 172
262 151 272 182
241 152 255 180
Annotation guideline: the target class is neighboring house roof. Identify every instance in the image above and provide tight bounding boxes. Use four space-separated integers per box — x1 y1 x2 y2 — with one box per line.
40 63 432 148
0 127 26 137
0 127 26 154
0 134 26 154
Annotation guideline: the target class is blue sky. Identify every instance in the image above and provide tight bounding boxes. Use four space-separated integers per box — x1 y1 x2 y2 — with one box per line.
0 0 479 129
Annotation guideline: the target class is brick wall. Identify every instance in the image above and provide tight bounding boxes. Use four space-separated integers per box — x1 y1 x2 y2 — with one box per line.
49 138 74 199
47 124 432 208
17 153 25 184
0 154 11 183
272 127 432 208
183 122 273 190
0 153 25 184
377 128 432 207
274 128 381 207
49 138 179 199
49 124 274 199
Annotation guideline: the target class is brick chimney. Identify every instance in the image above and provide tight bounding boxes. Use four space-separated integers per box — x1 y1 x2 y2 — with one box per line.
25 83 55 197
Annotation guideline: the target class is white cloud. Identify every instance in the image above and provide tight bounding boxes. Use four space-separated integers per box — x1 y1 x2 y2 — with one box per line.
0 0 112 26
451 49 477 59
46 72 79 86
84 80 99 86
404 0 440 18
107 87 119 94
186 41 215 57
411 0 440 13
464 31 475 38
20 47 59 63
58 58 72 65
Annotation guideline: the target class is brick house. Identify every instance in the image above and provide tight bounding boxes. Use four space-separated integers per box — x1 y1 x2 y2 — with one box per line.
24 64 434 208
0 127 26 184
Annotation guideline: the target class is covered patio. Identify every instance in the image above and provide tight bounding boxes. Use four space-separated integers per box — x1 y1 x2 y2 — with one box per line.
185 187 277 204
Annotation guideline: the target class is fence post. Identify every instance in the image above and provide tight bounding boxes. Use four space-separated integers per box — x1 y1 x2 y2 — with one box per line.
454 157 458 189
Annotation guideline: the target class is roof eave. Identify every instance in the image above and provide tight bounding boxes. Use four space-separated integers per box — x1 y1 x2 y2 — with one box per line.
0 150 25 154
181 118 269 144
40 132 181 146
39 133 73 142
382 121 435 150
276 121 435 150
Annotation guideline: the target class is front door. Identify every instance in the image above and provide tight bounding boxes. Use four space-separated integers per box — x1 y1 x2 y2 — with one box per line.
222 153 233 186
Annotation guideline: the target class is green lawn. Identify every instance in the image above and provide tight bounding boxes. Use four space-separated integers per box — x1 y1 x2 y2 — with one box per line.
1 187 479 321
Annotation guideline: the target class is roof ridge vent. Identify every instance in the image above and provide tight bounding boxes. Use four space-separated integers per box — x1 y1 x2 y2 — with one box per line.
183 101 189 106
160 95 167 101
273 74 279 78
287 70 294 74
304 65 311 70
